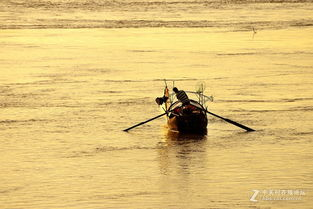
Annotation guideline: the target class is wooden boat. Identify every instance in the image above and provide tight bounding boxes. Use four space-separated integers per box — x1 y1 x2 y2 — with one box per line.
157 84 211 133
166 99 208 133
123 82 254 133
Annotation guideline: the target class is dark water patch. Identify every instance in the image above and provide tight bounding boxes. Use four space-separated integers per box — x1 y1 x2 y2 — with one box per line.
0 186 23 194
1 0 213 11
38 88 57 93
271 51 313 55
218 99 275 103
35 71 95 79
114 98 153 106
164 132 207 143
213 76 229 80
289 106 313 111
217 52 259 56
102 79 144 83
53 97 154 108
95 145 158 152
0 86 13 94
0 42 41 48
5 0 313 10
98 90 124 94
219 98 313 103
282 98 313 102
218 50 313 57
85 68 113 73
293 131 313 136
2 19 313 30
0 101 85 108
6 79 88 87
261 128 313 141
247 82 295 86
132 61 168 64
274 63 313 69
67 145 160 158
291 21 313 27
102 78 198 83
187 64 210 68
96 191 160 200
2 92 43 98
0 119 49 124
236 106 313 113
238 109 291 113
128 49 158 53
254 73 300 78
232 19 313 31
153 78 199 82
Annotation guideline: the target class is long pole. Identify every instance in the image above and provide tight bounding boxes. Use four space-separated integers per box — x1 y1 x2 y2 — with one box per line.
123 112 167 132
205 110 255 132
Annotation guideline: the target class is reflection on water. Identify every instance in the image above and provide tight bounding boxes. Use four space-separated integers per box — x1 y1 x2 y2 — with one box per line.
165 130 208 143
159 130 208 176
158 131 209 203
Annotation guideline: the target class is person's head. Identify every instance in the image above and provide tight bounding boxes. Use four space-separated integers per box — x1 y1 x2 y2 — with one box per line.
173 87 179 93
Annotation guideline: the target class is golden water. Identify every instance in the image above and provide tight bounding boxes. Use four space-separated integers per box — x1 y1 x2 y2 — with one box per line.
1 1 313 208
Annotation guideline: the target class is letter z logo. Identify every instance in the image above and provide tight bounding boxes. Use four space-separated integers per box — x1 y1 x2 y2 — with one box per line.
250 190 260 202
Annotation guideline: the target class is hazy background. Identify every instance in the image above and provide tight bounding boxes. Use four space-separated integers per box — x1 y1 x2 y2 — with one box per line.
1 0 313 208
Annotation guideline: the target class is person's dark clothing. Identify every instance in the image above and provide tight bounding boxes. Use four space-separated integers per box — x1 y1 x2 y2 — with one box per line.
175 90 190 105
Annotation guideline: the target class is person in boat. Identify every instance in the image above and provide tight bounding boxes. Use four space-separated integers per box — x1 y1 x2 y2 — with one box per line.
173 87 190 105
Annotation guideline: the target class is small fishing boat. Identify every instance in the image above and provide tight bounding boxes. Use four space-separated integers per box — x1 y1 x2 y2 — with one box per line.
166 99 208 133
157 83 213 133
123 81 254 133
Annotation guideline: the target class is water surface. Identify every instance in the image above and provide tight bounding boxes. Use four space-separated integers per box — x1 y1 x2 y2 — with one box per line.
1 1 313 208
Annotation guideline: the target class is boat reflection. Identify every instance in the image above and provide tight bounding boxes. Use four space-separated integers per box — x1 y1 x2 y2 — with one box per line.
157 129 209 204
157 129 208 174
165 129 207 143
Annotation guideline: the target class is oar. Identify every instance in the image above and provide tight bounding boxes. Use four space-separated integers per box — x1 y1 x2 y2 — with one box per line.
205 110 255 132
123 112 167 132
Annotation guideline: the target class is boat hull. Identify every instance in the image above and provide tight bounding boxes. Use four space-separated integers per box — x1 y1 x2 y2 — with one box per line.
168 113 207 133
167 100 208 133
